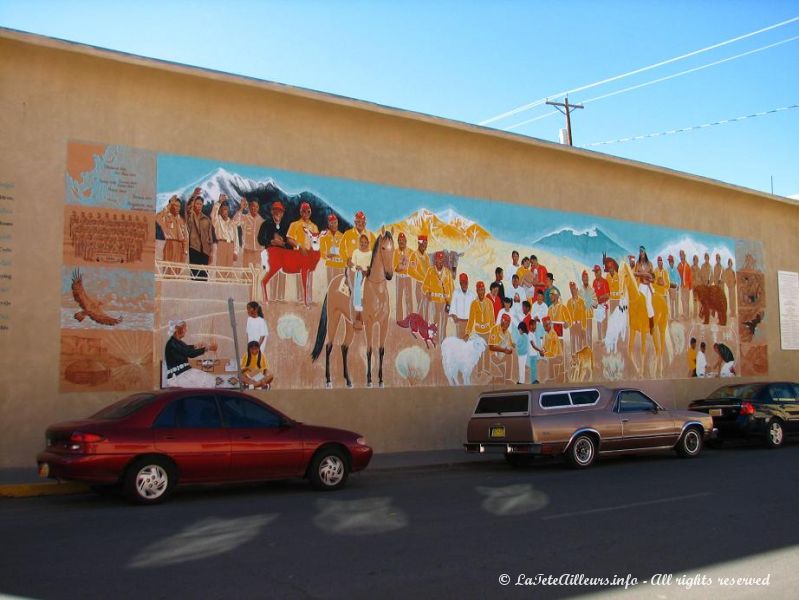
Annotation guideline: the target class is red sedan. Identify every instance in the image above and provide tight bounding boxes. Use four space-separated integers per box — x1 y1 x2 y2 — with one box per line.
37 389 373 504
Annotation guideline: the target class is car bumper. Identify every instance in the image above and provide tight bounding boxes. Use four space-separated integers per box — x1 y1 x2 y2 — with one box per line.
36 451 127 484
350 445 373 472
713 416 768 439
464 442 545 455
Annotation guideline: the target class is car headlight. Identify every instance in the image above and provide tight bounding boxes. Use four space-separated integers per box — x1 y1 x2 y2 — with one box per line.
356 437 367 446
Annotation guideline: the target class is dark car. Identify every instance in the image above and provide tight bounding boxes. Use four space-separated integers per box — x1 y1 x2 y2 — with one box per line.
688 382 799 447
37 389 373 504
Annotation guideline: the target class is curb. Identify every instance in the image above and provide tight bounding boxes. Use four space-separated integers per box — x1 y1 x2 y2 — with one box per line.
0 482 90 498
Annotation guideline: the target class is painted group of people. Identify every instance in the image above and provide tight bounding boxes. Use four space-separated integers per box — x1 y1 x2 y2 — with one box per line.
687 338 736 378
163 300 275 390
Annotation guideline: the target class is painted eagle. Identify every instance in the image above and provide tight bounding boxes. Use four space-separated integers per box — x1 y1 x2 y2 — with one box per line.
71 269 123 326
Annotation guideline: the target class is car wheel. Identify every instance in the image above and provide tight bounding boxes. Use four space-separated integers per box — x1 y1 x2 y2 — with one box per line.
566 434 596 469
505 453 533 468
309 448 349 491
123 457 176 504
765 420 784 448
676 427 703 458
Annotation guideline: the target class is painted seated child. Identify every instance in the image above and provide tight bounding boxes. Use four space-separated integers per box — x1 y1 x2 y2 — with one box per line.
240 341 274 389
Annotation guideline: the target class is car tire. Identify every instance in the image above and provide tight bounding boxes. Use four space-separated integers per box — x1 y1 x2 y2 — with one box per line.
566 434 596 469
505 453 533 468
764 420 785 448
676 427 703 458
308 447 350 491
123 457 176 505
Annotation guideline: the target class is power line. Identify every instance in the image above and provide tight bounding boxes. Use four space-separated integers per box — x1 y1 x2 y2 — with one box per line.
479 15 799 126
583 104 799 147
503 34 799 132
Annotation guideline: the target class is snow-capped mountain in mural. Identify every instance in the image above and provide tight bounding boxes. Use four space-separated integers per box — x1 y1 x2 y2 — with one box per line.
533 226 632 267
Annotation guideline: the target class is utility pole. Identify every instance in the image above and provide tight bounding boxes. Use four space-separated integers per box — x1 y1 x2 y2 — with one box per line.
546 96 584 146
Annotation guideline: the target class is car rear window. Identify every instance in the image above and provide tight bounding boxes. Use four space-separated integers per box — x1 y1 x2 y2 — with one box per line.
540 393 571 408
571 390 600 405
540 389 600 409
475 394 529 415
90 393 157 420
707 384 763 400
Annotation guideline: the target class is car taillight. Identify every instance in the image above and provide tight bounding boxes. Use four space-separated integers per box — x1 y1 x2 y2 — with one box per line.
68 432 106 451
740 402 755 416
69 432 106 443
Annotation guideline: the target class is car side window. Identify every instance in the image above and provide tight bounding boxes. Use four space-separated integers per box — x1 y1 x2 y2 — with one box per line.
177 395 222 428
769 384 795 402
153 400 179 428
616 391 657 413
220 395 282 428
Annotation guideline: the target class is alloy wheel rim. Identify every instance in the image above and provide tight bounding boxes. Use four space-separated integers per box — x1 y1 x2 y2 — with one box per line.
319 456 344 486
575 438 593 464
770 423 783 445
685 431 700 454
136 465 168 499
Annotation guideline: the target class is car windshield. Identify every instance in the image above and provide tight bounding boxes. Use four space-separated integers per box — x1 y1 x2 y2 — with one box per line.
707 385 763 400
90 393 157 420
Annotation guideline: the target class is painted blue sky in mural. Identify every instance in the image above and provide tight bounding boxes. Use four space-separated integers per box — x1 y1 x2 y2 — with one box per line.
157 152 735 263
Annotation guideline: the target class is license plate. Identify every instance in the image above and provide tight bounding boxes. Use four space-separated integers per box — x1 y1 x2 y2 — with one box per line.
38 463 50 478
709 409 722 416
489 426 506 439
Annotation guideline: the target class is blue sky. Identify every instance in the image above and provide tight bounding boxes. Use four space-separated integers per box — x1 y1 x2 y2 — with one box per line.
2 0 797 196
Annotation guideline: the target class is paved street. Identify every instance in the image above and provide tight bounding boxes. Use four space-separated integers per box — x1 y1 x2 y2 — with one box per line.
2 444 798 600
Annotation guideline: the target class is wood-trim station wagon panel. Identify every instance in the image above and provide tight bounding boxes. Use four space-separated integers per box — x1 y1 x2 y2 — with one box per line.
464 387 717 468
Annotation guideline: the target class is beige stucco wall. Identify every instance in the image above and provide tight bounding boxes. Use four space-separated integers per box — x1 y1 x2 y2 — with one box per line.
1 31 797 468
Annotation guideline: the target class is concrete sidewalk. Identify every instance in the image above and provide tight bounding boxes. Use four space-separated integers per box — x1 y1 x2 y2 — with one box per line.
0 448 502 498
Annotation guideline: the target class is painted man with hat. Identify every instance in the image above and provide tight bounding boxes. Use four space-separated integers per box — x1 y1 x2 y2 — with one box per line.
653 256 671 317
211 193 240 267
423 249 455 337
392 231 413 322
407 234 431 319
239 197 265 270
257 200 289 300
287 201 320 302
666 254 680 320
539 316 564 382
340 210 375 265
319 213 345 287
449 272 476 339
464 280 495 377
592 264 610 342
487 312 515 383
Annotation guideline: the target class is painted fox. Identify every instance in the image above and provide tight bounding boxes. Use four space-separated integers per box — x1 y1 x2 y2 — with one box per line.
397 313 438 348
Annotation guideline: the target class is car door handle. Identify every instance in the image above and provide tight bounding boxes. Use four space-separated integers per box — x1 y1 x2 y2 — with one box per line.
238 435 252 440
621 419 630 423
161 435 176 440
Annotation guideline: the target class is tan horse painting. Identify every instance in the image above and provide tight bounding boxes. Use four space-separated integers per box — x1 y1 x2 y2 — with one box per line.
311 231 395 387
617 259 668 377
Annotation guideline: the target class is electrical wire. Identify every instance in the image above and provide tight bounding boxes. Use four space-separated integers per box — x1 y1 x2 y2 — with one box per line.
479 15 799 126
503 34 799 131
583 104 799 147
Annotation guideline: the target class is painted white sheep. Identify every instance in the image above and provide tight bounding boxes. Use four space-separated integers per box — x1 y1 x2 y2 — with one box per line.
441 334 488 386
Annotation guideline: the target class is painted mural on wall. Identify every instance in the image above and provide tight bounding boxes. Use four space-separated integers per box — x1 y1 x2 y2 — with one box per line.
60 142 156 392
60 142 767 391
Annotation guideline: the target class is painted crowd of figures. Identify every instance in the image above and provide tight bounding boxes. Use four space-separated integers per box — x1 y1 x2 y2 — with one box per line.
156 189 741 389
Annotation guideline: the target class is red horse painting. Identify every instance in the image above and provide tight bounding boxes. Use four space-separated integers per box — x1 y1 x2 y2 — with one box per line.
261 231 321 306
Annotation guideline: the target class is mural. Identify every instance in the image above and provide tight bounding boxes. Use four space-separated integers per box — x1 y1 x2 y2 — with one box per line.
60 142 767 391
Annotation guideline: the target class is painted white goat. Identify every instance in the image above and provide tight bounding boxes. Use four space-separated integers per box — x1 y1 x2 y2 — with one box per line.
441 334 488 386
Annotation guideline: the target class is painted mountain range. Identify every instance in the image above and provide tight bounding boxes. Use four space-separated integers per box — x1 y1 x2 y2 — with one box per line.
533 226 631 267
156 168 352 238
389 208 491 248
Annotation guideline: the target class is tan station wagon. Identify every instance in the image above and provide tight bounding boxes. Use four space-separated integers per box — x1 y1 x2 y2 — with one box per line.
464 387 717 468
